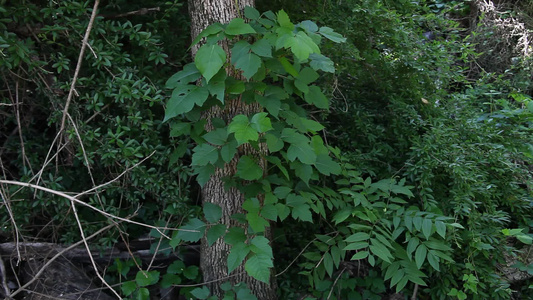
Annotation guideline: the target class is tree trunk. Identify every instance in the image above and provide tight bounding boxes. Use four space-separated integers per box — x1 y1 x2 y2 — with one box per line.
187 0 277 299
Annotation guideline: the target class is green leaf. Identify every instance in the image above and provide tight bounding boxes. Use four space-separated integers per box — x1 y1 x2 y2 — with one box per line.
278 56 299 77
314 154 341 175
250 236 274 258
137 288 149 300
346 232 370 242
299 20 318 33
204 202 223 223
246 212 269 233
256 94 281 117
277 10 293 29
194 164 215 187
261 204 278 221
192 143 219 166
207 68 226 102
390 184 414 197
234 52 262 79
427 251 440 271
435 221 446 238
225 227 247 245
323 252 334 277
135 270 160 287
225 18 256 35
176 218 206 242
166 63 201 88
244 6 260 20
228 115 258 145
228 242 250 273
304 86 329 109
251 39 272 58
415 245 428 269
287 143 317 164
250 112 273 133
195 44 226 83
237 156 263 181
309 53 335 73
369 239 393 263
343 241 369 251
164 85 209 122
293 161 312 185
221 140 238 163
276 203 290 221
265 133 284 152
318 27 346 43
351 251 369 260
207 224 227 246
287 31 320 60
191 23 224 46
203 128 228 146
184 265 199 279
191 286 211 299
161 274 181 289
121 281 136 296
167 260 186 274
245 253 273 283
422 219 433 240
291 204 312 222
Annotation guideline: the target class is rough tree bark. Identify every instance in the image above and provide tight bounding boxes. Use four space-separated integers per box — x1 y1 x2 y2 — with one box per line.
187 0 277 299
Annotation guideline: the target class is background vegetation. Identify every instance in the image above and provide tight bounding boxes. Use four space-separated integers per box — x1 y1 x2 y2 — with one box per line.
1 0 532 299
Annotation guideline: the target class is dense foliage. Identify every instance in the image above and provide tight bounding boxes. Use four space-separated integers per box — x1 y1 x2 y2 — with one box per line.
1 0 532 299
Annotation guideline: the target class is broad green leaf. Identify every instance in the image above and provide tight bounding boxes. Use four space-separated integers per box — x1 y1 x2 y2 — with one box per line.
422 219 433 240
323 252 334 277
287 143 317 164
413 216 423 232
245 253 273 283
221 140 238 163
203 128 228 146
137 288 149 300
207 68 226 102
190 286 211 299
427 251 440 271
250 112 273 133
176 218 206 242
250 236 274 258
304 86 329 109
135 270 160 287
309 53 335 73
302 118 325 133
314 154 341 175
194 164 215 187
183 266 199 279
287 31 320 60
225 227 247 245
435 221 446 238
278 56 299 77
170 122 191 137
276 203 290 221
167 260 186 274
351 251 369 260
345 232 370 243
228 242 250 273
277 10 293 30
234 52 262 79
225 18 256 35
299 20 318 33
318 26 347 43
195 44 226 83
204 202 223 223
166 64 201 88
265 132 284 152
207 224 227 246
332 208 352 224
390 184 414 197
246 212 269 233
228 115 258 144
244 6 260 20
237 156 263 181
192 143 219 166
291 204 312 222
164 85 209 122
251 39 272 58
369 239 393 263
330 246 341 268
343 241 369 251
191 23 224 46
293 161 312 185
121 281 136 296
390 268 405 288
161 274 181 288
415 245 428 269
384 262 401 281
256 94 281 117
261 204 277 221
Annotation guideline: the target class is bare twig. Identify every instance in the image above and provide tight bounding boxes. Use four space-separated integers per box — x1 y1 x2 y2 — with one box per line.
0 190 20 265
59 0 100 135
327 267 346 300
411 283 419 300
101 7 160 19
8 223 115 298
0 180 190 238
70 200 121 299
0 253 10 298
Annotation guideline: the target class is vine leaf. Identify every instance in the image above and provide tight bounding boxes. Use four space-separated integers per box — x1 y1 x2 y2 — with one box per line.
228 115 258 144
164 85 209 122
195 44 226 83
287 143 317 164
250 112 273 133
319 26 347 43
166 63 201 88
237 156 263 181
192 143 219 166
227 243 250 273
204 202 223 223
245 253 273 283
304 85 329 109
309 53 335 73
207 224 226 246
225 18 256 35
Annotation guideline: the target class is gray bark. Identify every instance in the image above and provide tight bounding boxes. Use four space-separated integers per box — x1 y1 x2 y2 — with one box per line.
187 0 277 299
